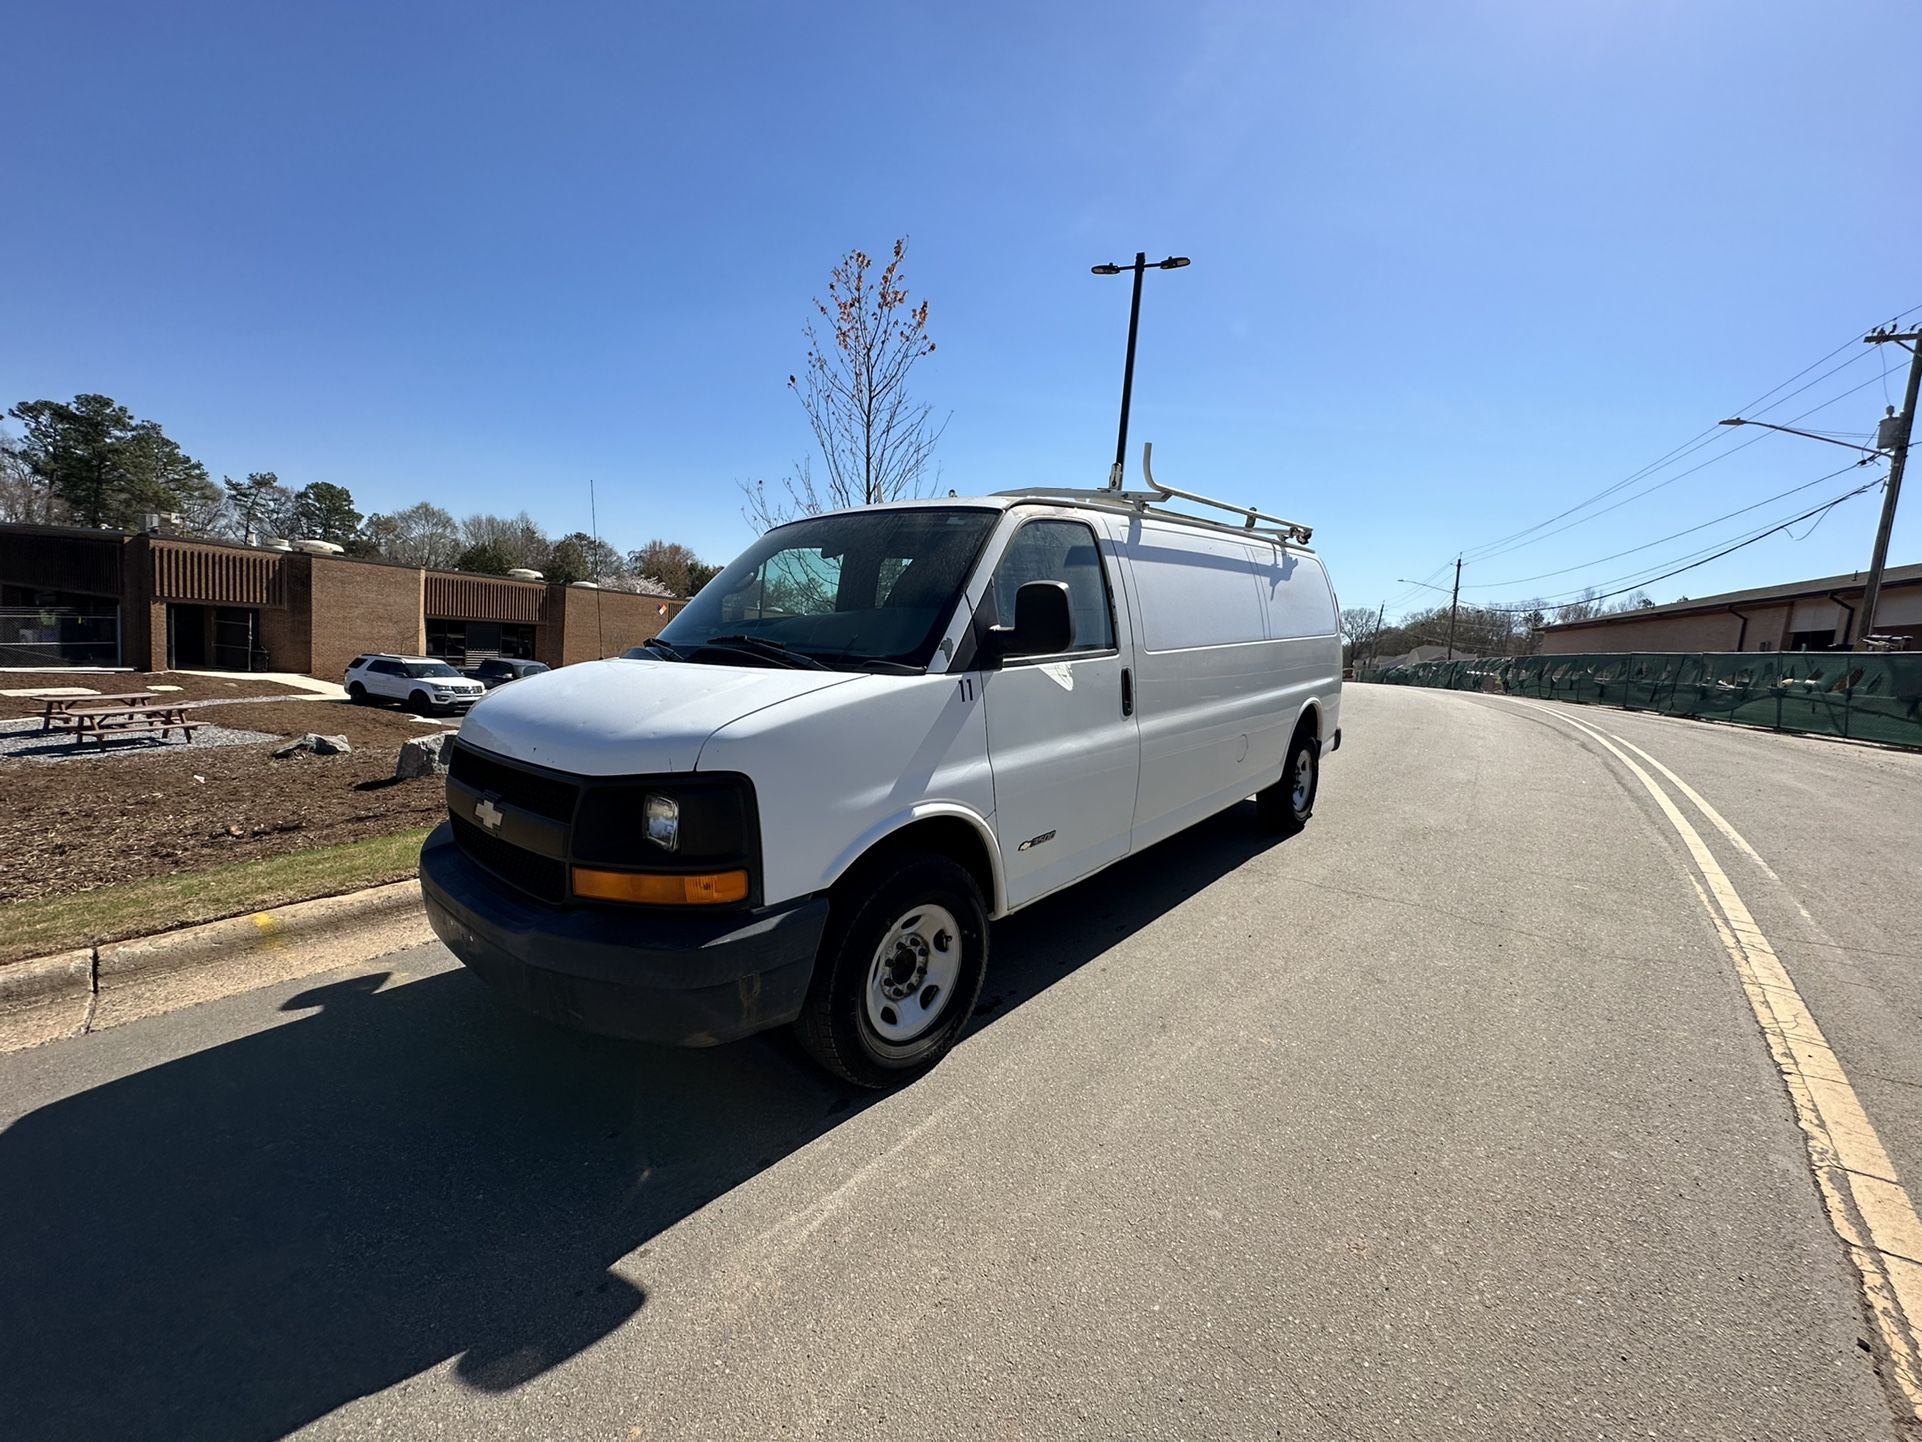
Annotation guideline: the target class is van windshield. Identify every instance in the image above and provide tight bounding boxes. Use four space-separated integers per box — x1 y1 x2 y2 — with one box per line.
651 508 998 672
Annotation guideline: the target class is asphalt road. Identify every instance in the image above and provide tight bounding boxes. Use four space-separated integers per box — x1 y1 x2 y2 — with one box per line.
3 685 1919 1441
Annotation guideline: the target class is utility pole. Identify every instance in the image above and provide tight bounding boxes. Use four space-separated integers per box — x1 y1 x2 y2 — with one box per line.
1445 556 1463 659
1368 601 1386 671
1857 327 1922 647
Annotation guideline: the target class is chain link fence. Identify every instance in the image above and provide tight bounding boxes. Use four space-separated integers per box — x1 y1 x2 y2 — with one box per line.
1362 651 1922 750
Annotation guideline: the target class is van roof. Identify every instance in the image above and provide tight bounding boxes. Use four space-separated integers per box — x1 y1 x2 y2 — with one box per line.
775 491 1317 551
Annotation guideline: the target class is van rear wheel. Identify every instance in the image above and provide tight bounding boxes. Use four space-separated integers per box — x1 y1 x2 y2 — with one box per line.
1257 729 1318 836
795 853 989 1088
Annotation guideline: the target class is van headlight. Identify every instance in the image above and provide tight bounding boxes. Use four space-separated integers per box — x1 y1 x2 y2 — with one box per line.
569 774 759 907
643 794 679 852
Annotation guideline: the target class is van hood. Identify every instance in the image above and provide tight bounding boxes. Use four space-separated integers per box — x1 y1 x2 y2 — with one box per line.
456 657 866 776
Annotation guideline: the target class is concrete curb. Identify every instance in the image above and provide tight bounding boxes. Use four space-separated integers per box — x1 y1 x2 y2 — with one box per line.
0 880 433 1054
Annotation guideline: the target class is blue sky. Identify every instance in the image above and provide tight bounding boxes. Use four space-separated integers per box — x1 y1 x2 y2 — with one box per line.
4 1 1918 620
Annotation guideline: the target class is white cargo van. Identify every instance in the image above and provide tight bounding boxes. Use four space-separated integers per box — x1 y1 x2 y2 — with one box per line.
420 474 1341 1086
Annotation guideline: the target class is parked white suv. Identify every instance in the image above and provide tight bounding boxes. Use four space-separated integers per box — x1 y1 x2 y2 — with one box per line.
420 479 1341 1086
345 654 487 714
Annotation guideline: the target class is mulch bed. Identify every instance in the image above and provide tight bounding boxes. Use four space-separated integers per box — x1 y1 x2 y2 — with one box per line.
0 671 318 719
1 699 453 904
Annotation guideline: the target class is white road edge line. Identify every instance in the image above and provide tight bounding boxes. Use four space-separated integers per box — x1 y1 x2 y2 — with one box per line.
1498 696 1922 1417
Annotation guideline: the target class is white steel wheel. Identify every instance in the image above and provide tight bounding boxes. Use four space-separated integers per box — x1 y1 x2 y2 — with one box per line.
1256 728 1318 836
864 903 963 1043
796 852 990 1088
1289 746 1315 812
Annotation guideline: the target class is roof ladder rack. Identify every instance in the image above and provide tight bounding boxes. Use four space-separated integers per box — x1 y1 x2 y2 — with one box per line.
996 443 1313 544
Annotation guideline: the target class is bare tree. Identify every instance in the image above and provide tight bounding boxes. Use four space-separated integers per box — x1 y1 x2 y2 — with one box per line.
743 238 944 529
459 511 550 570
1339 607 1379 662
628 538 720 597
362 501 463 568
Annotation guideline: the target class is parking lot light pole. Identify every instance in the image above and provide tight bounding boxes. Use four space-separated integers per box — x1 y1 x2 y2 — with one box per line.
1091 253 1190 489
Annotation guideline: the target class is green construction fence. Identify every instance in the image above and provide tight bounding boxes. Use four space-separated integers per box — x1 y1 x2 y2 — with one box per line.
1361 651 1922 750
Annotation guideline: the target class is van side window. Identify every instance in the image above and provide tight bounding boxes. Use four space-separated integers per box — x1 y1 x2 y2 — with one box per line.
991 520 1115 652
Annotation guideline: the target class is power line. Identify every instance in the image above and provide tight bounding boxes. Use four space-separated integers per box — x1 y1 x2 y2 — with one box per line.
1525 475 1875 602
1476 478 1884 614
1454 352 1868 563
1453 302 1921 563
1461 363 1905 567
1461 458 1880 589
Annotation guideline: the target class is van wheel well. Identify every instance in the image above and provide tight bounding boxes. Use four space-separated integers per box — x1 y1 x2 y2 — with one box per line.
837 817 998 915
1295 703 1320 743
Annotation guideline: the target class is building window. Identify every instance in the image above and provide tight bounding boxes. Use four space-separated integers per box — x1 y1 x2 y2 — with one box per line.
1787 628 1839 652
0 585 121 667
426 619 536 664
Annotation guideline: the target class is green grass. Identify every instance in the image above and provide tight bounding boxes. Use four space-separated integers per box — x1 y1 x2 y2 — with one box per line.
0 828 434 964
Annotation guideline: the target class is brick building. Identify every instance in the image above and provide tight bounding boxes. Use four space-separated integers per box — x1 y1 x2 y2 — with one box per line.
1536 562 1922 655
0 522 688 677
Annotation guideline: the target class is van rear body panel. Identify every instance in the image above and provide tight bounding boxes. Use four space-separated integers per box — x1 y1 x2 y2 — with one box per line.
1111 518 1339 852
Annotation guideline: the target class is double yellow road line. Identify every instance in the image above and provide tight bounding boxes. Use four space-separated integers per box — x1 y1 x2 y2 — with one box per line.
1502 698 1922 1417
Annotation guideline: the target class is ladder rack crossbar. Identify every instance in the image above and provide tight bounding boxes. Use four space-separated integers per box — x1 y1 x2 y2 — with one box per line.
994 444 1314 545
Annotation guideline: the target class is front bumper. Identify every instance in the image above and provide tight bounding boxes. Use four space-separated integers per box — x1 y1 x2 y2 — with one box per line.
419 822 828 1046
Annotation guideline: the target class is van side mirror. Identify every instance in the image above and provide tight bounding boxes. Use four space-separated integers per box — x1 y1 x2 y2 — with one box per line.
988 581 1075 660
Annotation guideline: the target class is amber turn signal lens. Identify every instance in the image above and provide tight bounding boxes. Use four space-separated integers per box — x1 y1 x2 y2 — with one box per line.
571 867 749 905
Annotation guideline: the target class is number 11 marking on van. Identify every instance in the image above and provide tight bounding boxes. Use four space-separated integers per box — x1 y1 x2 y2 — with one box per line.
956 677 975 703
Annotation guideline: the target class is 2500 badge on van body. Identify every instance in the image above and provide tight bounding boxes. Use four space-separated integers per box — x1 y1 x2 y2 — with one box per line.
419 475 1341 1087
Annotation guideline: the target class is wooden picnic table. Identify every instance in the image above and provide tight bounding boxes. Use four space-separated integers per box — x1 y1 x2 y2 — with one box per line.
35 692 159 732
45 701 200 749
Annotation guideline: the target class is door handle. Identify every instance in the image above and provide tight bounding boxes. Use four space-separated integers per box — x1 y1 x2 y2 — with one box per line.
1121 667 1134 717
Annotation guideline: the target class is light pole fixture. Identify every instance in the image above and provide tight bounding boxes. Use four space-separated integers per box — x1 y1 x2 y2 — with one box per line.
1091 252 1190 488
1717 417 1882 457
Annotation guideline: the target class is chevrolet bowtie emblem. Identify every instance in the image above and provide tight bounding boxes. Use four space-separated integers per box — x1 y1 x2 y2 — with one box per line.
474 798 504 831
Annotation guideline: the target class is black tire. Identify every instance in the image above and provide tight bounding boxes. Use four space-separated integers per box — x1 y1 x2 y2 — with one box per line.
1257 726 1319 836
795 852 990 1089
407 690 433 715
346 681 369 705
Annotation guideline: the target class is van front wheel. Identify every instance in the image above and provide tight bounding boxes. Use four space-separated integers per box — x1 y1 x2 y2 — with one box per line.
796 853 989 1088
1257 730 1319 836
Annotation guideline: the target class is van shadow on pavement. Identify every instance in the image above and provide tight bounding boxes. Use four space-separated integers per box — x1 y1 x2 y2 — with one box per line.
0 802 1286 1441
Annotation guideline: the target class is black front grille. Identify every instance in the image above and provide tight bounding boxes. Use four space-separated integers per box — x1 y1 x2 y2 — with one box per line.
452 815 569 905
448 743 579 822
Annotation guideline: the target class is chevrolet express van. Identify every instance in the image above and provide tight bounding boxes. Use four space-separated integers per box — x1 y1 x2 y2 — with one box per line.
421 479 1341 1086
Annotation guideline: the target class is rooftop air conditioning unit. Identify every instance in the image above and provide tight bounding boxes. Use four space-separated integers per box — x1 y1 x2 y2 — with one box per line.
266 539 294 551
507 568 544 581
569 580 599 589
290 538 345 555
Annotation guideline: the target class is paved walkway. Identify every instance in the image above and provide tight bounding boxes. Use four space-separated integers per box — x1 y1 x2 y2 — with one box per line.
173 669 349 699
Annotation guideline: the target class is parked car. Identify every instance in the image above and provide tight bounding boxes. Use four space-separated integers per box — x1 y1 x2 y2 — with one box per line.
463 657 551 689
344 654 487 714
419 482 1341 1086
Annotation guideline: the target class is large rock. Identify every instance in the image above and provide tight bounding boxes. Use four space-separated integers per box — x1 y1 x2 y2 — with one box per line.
395 731 458 780
273 732 353 759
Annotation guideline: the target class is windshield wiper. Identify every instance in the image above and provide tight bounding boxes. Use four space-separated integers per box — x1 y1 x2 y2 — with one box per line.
688 635 831 670
815 652 920 674
638 636 686 661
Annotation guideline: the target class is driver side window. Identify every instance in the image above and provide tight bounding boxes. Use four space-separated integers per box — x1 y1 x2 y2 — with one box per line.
990 519 1116 653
